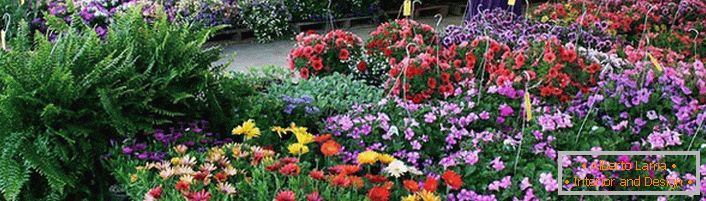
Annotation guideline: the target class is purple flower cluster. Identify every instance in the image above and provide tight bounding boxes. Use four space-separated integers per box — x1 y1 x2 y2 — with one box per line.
446 189 497 201
119 120 233 161
33 0 242 39
282 95 320 115
443 8 615 51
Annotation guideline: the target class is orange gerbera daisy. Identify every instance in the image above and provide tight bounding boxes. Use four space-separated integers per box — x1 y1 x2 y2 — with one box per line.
331 174 351 187
314 134 332 143
350 176 365 189
320 140 341 156
309 170 325 180
441 170 463 190
403 179 419 192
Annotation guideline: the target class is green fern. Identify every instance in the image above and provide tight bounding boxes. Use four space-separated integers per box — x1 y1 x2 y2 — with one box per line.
0 6 237 199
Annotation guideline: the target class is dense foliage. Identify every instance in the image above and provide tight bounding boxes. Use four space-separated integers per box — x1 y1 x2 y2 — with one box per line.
0 8 237 199
2 0 706 200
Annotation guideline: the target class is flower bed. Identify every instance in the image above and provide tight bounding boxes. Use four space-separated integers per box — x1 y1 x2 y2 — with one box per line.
2 0 706 200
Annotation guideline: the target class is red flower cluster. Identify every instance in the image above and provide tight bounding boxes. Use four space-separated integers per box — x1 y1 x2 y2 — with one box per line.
385 52 471 103
528 38 596 102
450 36 599 103
288 30 364 79
266 157 301 176
366 19 438 62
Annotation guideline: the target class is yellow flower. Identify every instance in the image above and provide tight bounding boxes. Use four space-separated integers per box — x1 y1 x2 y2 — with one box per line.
294 131 315 145
541 16 549 23
377 154 395 164
357 150 379 165
288 122 308 134
271 126 288 138
170 157 183 165
401 194 419 201
287 143 310 155
232 119 261 139
130 174 138 183
418 191 441 201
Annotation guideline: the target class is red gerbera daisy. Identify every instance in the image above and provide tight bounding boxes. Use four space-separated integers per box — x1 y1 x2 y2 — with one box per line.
441 170 463 190
423 176 438 192
367 186 390 201
275 190 296 201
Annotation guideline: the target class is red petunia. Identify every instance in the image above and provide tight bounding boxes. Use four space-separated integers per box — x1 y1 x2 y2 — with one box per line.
586 63 601 73
412 95 423 104
427 77 437 89
453 59 462 68
539 86 553 97
544 52 556 63
465 53 477 68
303 46 314 57
441 72 451 82
367 186 390 201
357 61 368 72
314 44 325 53
300 67 310 79
514 54 525 69
441 170 463 190
423 176 438 192
339 49 350 61
311 57 324 71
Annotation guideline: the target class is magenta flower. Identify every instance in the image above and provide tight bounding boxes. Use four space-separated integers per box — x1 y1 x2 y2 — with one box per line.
498 104 514 117
539 172 558 192
490 157 505 171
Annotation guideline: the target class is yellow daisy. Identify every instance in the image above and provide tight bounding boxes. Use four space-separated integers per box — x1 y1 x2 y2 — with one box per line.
357 150 379 165
287 143 310 155
418 191 441 201
294 131 315 145
377 154 396 164
232 119 261 139
401 194 419 201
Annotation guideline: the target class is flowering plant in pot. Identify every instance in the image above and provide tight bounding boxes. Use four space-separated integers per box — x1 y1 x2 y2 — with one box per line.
446 8 616 52
365 19 438 64
361 19 439 86
513 38 598 104
384 52 469 103
288 30 365 79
